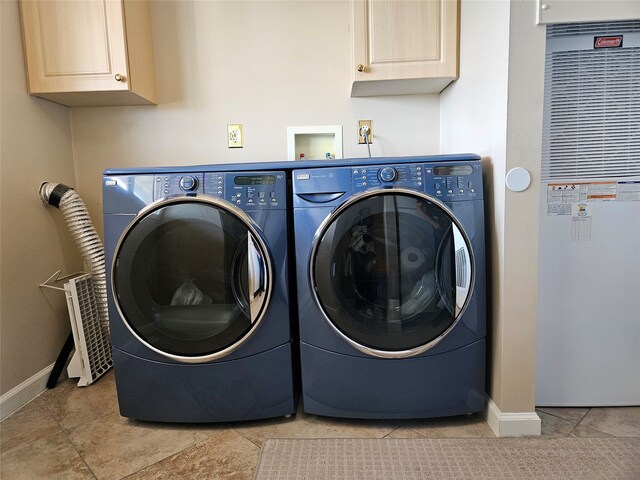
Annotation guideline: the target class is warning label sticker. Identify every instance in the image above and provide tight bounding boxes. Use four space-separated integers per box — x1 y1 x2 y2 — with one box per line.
547 204 572 216
548 182 617 204
547 184 579 204
582 182 617 201
617 181 640 202
547 181 639 214
545 181 638 235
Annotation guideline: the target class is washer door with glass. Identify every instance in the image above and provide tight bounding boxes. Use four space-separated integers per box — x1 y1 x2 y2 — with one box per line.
113 196 272 363
311 189 473 358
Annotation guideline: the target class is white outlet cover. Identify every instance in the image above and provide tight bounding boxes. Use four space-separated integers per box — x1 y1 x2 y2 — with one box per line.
227 124 243 148
505 167 531 192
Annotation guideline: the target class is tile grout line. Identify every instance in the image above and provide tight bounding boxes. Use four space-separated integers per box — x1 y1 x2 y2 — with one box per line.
537 408 588 423
40 395 99 480
0 396 50 456
382 424 427 439
40 385 210 480
405 427 429 439
569 407 592 436
538 407 601 437
232 427 264 450
565 421 580 437
570 408 617 438
117 434 215 480
381 426 399 439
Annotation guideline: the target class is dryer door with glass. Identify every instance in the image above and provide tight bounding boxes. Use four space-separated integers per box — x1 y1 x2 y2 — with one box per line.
113 196 272 363
311 189 474 358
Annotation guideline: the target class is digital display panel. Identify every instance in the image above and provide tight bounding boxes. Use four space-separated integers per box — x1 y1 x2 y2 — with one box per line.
433 165 474 176
234 175 276 186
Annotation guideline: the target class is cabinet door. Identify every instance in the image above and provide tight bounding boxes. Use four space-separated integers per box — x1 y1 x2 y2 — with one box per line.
20 0 129 95
351 0 459 96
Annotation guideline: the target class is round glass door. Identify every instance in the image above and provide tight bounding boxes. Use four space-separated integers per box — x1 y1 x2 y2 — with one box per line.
311 189 473 358
113 196 272 363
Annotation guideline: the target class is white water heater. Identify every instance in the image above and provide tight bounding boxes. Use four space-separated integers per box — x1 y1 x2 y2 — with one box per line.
537 21 640 406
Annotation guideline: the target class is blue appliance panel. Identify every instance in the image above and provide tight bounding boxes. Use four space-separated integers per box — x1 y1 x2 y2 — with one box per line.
203 171 287 210
292 158 486 419
153 173 204 199
103 169 295 422
300 340 485 419
113 343 294 423
293 161 483 209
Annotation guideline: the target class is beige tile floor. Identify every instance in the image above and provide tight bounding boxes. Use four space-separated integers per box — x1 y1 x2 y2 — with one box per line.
1 370 639 480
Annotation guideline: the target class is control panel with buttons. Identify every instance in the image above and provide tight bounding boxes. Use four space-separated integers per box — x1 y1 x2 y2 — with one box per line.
154 174 204 199
350 162 482 201
153 171 286 209
430 163 480 200
352 164 425 191
204 171 286 210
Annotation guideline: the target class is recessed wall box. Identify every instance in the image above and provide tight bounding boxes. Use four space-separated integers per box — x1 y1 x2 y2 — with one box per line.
287 126 343 161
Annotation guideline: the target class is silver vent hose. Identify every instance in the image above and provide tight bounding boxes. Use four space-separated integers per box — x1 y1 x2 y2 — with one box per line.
39 183 110 338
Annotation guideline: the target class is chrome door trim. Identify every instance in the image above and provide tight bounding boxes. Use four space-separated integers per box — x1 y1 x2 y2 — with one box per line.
247 234 267 323
112 194 273 364
309 187 475 359
452 225 473 317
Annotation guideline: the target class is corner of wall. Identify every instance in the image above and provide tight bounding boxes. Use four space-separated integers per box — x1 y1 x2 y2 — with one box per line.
485 396 541 437
0 363 55 421
68 109 80 190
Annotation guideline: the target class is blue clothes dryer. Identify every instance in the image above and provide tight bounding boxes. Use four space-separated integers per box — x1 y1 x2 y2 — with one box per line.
103 168 296 422
292 156 486 419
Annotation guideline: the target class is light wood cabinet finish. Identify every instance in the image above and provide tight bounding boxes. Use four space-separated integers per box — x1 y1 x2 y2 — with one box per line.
19 0 156 107
351 0 459 96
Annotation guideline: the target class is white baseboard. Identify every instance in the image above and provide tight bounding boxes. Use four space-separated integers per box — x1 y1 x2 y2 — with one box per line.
485 396 541 437
0 363 55 421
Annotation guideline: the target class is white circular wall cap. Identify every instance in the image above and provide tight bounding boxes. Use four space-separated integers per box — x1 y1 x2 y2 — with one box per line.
505 167 531 192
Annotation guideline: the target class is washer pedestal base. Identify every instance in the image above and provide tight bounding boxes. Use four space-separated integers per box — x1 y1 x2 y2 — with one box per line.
113 343 296 423
300 339 485 419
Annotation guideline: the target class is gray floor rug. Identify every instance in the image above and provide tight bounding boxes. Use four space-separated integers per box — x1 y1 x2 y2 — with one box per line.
253 437 640 479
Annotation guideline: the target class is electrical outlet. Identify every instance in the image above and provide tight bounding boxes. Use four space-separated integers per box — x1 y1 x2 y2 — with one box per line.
358 120 372 144
228 124 243 148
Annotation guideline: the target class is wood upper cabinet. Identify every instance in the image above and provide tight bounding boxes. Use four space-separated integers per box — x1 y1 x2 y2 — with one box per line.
19 0 156 107
351 0 459 97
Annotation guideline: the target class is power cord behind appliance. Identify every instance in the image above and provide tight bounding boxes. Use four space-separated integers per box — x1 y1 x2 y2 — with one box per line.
360 125 372 159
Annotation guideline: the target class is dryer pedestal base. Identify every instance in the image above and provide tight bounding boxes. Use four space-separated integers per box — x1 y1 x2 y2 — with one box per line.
113 343 296 423
300 339 485 419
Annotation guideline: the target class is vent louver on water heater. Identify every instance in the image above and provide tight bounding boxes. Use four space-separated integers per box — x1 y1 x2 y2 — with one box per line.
40 183 112 386
542 21 640 181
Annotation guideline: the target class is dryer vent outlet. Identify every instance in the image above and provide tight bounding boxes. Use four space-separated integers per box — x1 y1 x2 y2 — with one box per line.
39 182 110 339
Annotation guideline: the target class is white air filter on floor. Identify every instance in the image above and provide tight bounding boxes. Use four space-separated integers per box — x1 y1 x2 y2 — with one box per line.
63 274 112 386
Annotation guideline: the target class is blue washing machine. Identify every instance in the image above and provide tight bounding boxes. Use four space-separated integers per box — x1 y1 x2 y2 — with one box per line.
293 155 486 419
103 168 296 422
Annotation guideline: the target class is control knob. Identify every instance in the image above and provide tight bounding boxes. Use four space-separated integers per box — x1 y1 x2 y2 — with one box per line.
179 176 199 191
378 167 397 183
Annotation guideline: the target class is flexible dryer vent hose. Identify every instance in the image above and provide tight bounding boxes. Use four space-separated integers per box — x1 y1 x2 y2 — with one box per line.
39 183 110 337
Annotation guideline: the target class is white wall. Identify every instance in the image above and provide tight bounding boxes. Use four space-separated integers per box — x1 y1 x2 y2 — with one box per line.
442 0 634 430
440 0 546 431
440 0 512 409
1 1 81 401
71 0 442 230
500 0 545 414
